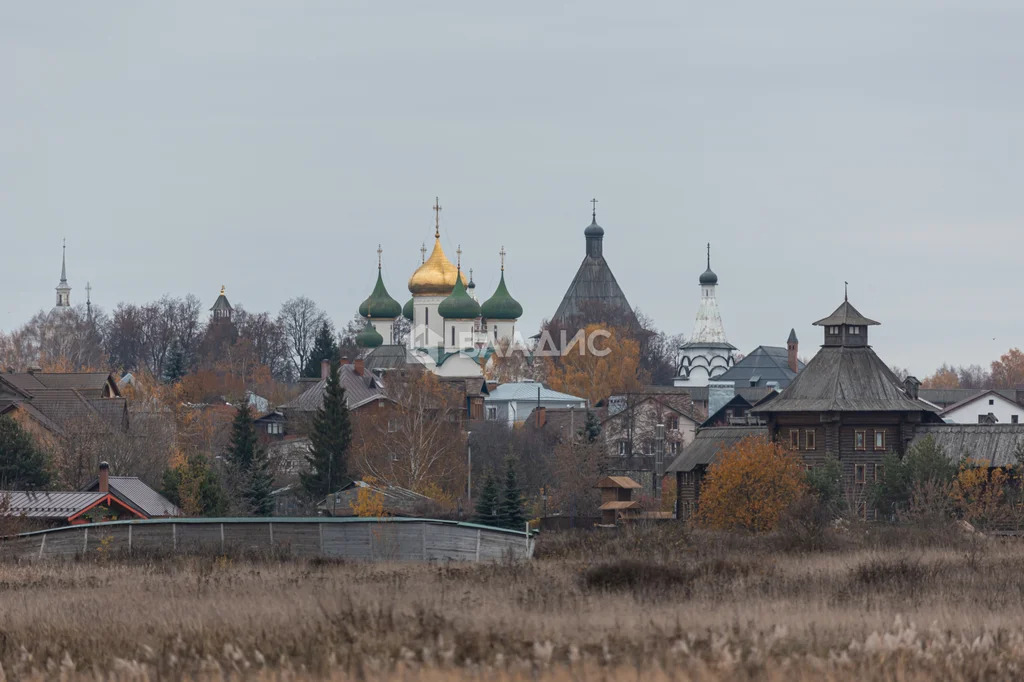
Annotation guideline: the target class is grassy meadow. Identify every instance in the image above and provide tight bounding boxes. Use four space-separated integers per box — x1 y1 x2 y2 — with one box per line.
1 524 1023 680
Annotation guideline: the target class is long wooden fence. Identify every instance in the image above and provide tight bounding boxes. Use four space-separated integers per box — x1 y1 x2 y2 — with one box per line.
2 517 535 562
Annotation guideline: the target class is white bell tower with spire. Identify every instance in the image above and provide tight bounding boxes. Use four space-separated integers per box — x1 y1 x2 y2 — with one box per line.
54 239 72 311
674 243 736 387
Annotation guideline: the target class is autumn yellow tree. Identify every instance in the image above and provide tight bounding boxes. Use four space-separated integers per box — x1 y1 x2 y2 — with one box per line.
697 436 807 532
950 459 1010 527
991 349 1024 389
544 324 645 405
921 364 960 389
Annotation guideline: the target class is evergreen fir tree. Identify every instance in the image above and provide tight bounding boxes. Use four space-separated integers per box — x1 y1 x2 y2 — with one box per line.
496 456 527 530
0 415 50 490
473 470 500 526
224 402 274 515
578 410 601 443
161 454 230 517
301 358 351 500
302 321 340 378
163 342 188 384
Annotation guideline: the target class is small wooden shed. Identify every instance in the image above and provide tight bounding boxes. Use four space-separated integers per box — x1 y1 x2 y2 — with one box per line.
595 476 642 525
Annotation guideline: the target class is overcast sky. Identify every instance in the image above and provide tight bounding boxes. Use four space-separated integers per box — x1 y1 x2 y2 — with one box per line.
3 1 1022 376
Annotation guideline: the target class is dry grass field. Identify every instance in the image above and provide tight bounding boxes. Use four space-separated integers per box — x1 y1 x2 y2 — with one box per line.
1 524 1023 680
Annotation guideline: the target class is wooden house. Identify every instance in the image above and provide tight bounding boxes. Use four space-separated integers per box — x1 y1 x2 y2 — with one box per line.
750 297 943 519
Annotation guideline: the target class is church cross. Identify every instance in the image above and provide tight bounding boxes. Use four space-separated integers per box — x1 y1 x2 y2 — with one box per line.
499 245 506 272
590 197 598 220
420 242 427 263
456 244 462 269
377 244 383 270
707 242 711 269
85 282 92 301
433 197 442 238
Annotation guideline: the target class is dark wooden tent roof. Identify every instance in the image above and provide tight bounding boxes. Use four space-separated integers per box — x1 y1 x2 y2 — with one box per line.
753 346 939 414
666 426 768 473
813 301 880 327
550 220 637 329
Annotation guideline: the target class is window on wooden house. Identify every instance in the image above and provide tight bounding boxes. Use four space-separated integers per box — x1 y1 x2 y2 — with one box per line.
670 442 680 455
485 406 497 421
855 430 866 450
874 431 885 450
855 464 866 484
790 429 800 449
850 326 860 335
805 429 816 450
618 441 628 456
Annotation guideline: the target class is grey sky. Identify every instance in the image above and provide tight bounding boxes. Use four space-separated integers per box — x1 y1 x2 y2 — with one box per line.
3 1 1022 376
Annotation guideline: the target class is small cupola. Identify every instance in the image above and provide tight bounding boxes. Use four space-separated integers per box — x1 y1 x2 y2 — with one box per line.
812 291 879 347
480 247 523 321
437 246 481 320
355 320 384 349
584 199 604 259
358 246 402 320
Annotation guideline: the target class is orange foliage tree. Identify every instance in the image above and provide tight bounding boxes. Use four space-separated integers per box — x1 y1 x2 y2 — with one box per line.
921 364 960 389
950 459 1010 527
544 324 645 405
991 349 1024 389
697 436 807 532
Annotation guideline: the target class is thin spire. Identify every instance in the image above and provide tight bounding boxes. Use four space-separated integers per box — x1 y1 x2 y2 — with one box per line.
433 197 442 239
60 238 68 284
86 282 92 304
468 268 474 282
499 245 506 272
420 242 427 263
456 244 462 270
844 281 849 302
377 243 383 271
707 242 711 270
590 197 598 221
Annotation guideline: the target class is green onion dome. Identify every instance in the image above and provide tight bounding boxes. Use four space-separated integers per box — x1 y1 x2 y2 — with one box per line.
358 270 402 319
480 272 523 320
355 320 383 348
402 297 414 321
437 275 481 320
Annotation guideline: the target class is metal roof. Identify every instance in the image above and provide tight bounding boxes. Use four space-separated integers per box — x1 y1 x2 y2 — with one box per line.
920 388 1019 409
752 346 938 414
550 225 638 330
666 426 768 473
486 381 586 404
81 477 181 517
1 491 107 518
280 365 385 412
718 345 804 389
912 425 1024 467
938 390 1023 417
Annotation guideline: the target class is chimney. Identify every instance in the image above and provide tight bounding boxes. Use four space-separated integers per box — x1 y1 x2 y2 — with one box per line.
535 406 547 428
903 376 921 401
98 461 109 493
339 356 351 366
354 357 364 377
28 366 42 375
321 359 330 380
787 328 799 374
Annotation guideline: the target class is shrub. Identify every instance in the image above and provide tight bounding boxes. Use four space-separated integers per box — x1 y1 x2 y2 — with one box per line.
951 460 1011 527
697 436 807 532
871 436 958 520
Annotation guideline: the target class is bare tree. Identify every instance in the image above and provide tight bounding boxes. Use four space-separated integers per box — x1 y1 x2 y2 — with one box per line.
277 297 326 376
235 309 291 381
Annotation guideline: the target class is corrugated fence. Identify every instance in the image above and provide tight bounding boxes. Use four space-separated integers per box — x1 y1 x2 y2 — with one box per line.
1 517 535 562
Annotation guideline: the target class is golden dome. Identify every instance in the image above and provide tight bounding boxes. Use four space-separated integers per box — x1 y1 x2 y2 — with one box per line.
408 237 466 296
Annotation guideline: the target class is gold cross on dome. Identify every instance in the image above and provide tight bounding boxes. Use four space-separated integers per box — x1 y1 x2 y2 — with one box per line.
433 197 442 238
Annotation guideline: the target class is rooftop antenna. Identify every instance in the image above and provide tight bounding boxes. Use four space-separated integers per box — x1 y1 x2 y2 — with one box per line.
844 281 849 302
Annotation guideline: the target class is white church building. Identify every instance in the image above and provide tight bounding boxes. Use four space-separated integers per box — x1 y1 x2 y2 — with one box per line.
674 245 736 387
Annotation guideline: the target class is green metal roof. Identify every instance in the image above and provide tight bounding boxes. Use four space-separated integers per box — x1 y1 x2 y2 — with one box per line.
437 275 481 320
480 272 523 320
359 269 402 319
402 297 414 321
